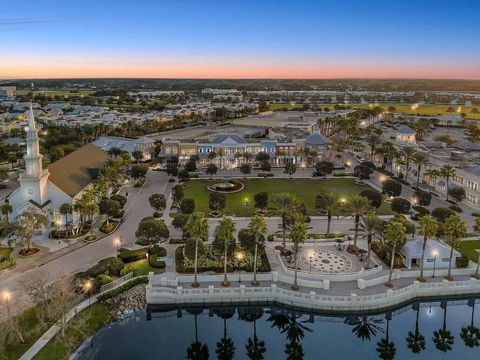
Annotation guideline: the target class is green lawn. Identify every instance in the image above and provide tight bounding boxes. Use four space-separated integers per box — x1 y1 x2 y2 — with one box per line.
457 240 480 263
0 246 12 258
123 259 165 276
183 178 393 216
34 302 111 360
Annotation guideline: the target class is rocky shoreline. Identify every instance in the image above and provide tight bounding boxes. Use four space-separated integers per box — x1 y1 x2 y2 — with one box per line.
104 284 146 320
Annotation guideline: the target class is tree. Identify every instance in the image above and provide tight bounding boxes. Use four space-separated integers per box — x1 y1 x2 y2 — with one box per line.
209 192 226 214
270 193 298 249
184 159 197 172
132 150 144 163
390 198 411 214
130 164 148 179
400 145 417 183
289 212 308 291
183 212 209 287
366 133 381 161
284 163 296 179
180 198 196 214
448 186 466 204
384 221 406 287
314 161 334 177
424 169 440 190
354 164 373 180
178 169 190 182
444 215 467 279
98 198 121 224
0 292 26 344
315 192 340 235
240 163 252 176
208 151 217 163
260 161 271 172
248 215 268 286
206 163 218 179
172 184 184 204
255 151 270 163
382 179 402 197
440 164 456 201
17 208 50 252
346 195 371 248
413 189 431 206
254 192 268 212
360 190 382 209
358 215 381 268
166 162 179 177
135 218 169 245
431 207 455 223
0 203 12 225
148 193 167 213
417 215 439 281
413 152 429 188
212 217 236 287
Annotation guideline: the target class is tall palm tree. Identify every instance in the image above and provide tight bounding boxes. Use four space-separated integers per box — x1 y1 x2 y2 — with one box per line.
472 107 479 120
440 165 456 201
248 215 268 286
417 215 439 281
424 168 440 190
366 133 381 161
317 192 340 236
412 152 429 188
376 313 396 360
400 145 416 183
213 217 236 287
358 214 381 268
444 215 467 280
0 203 12 225
384 221 406 287
184 212 209 287
433 302 454 352
460 300 480 348
186 309 209 360
84 201 99 237
289 212 308 291
406 303 426 354
381 142 397 173
345 194 371 248
270 193 298 249
59 203 73 236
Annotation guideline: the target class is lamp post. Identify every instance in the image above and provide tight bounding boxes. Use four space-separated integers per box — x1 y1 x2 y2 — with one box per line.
432 250 438 278
301 163 306 179
309 251 314 272
236 251 244 283
244 198 249 217
84 280 92 307
55 220 61 244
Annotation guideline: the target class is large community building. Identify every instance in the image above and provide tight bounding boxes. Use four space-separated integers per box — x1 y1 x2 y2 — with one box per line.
8 106 109 231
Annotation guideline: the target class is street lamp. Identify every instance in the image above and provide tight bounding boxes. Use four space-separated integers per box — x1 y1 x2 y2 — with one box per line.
244 198 249 217
236 251 244 282
115 237 122 252
432 250 438 278
308 250 315 272
55 220 61 244
301 163 306 178
84 280 92 306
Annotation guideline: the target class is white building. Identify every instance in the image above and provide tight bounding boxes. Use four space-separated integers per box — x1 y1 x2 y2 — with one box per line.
93 136 156 161
401 238 461 270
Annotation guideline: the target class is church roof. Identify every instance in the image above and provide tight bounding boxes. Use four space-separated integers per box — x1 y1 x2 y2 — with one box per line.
47 144 109 197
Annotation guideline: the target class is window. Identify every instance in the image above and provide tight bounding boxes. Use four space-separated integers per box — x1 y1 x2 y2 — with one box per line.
206 148 211 153
54 211 61 224
467 193 477 204
453 175 464 185
426 258 434 263
199 148 203 153
468 181 478 191
271 147 275 153
441 258 449 262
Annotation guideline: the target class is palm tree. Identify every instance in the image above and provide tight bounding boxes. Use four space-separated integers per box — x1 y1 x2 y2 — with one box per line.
366 133 381 161
0 203 12 225
440 165 456 201
215 308 236 360
382 141 397 173
344 315 382 341
17 209 50 251
472 107 479 120
270 193 298 249
184 212 209 287
417 215 439 281
424 168 440 190
345 194 371 248
444 215 467 280
84 201 99 237
406 303 426 354
460 299 480 348
213 217 236 287
238 307 266 360
433 302 454 352
412 152 429 188
400 145 416 183
316 192 340 236
186 309 209 360
376 313 396 360
358 214 381 268
248 215 268 286
384 221 406 287
289 212 308 291
59 203 73 236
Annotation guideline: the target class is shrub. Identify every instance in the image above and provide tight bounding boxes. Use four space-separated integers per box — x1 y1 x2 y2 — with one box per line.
108 257 125 276
95 274 112 289
360 189 383 208
168 178 176 183
172 184 185 203
431 207 455 222
382 179 402 197
393 254 404 268
472 213 480 217
149 254 166 269
180 198 195 214
172 214 190 230
354 164 373 179
448 205 463 213
100 220 117 234
135 218 170 245
371 241 386 259
77 257 122 278
412 205 430 215
267 234 275 242
413 189 432 206
391 197 411 214
153 211 162 218
0 258 15 270
448 186 466 204
120 264 136 277
110 194 127 207
98 276 149 302
118 248 147 263
134 178 146 187
258 172 274 177
456 256 470 268
169 238 186 244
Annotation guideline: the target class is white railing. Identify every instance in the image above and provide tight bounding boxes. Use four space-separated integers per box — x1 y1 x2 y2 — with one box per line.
100 272 134 293
147 279 480 311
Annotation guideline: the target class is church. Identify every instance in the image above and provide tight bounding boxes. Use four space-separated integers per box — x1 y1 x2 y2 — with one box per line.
8 105 109 232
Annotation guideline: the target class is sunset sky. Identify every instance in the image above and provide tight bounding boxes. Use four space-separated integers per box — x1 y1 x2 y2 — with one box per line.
1 0 480 79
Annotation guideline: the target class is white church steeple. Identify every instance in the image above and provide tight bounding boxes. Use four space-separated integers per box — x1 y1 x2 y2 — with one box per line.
24 103 43 178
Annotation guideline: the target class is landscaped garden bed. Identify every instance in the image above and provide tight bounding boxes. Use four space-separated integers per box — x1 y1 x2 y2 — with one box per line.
18 247 41 257
100 219 119 234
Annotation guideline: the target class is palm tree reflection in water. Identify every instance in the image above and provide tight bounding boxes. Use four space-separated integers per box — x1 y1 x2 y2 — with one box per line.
405 302 426 354
432 301 455 352
238 307 266 360
460 299 480 348
186 308 209 360
213 308 236 360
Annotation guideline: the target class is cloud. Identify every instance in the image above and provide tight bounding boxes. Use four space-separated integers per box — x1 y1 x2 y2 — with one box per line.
0 18 53 31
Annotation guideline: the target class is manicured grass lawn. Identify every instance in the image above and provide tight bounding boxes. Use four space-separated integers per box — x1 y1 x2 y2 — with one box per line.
457 240 480 263
0 246 12 258
34 302 111 360
124 259 165 276
183 178 393 216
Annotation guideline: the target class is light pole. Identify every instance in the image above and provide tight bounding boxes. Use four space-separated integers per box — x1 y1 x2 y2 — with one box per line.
432 250 438 278
84 280 92 307
236 251 244 283
309 251 314 272
55 220 61 244
244 198 249 217
301 163 306 178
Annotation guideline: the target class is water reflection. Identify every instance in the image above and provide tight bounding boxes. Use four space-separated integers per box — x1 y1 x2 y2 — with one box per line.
78 298 480 360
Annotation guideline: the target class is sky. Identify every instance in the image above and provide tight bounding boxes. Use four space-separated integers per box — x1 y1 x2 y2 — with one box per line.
1 0 480 79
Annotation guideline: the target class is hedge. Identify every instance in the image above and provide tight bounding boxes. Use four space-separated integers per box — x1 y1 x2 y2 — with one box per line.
118 246 166 263
97 276 149 302
456 255 470 268
257 172 274 177
149 254 166 269
76 257 124 278
448 205 463 213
